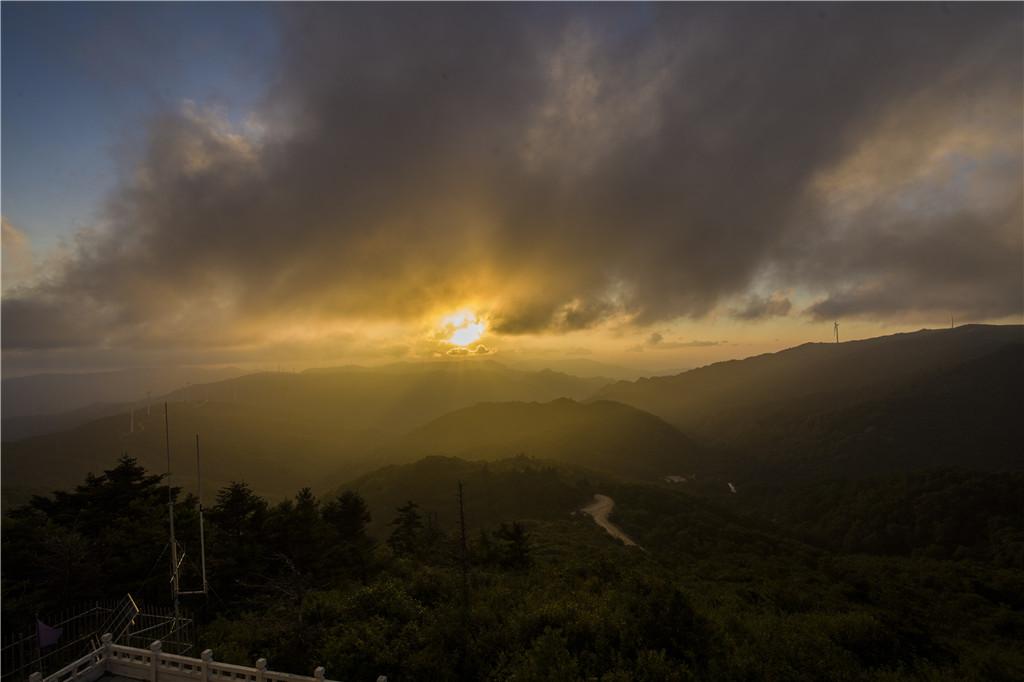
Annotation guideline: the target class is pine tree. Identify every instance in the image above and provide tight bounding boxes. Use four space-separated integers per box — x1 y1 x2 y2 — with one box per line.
387 501 424 556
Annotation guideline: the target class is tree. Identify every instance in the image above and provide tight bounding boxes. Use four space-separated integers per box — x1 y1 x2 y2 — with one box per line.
208 482 267 542
494 522 531 570
323 491 374 578
265 488 333 578
323 491 372 542
388 501 423 556
207 481 269 598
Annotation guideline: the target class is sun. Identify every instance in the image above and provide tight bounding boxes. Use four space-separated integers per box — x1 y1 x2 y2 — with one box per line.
441 309 486 346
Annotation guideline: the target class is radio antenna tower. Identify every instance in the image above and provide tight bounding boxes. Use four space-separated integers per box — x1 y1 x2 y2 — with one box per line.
177 434 209 597
165 403 180 620
164 404 209 622
834 321 840 344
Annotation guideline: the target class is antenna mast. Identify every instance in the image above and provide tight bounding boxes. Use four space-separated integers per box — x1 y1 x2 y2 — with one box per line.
165 403 180 620
198 435 207 594
457 481 469 610
177 434 209 597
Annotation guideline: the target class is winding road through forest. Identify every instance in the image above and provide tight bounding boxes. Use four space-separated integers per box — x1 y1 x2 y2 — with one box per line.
581 494 639 547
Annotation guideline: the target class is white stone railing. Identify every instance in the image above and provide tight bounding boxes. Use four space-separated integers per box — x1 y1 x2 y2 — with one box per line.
30 634 381 682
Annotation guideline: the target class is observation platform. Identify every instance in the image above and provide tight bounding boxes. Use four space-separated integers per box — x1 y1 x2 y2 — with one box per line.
30 635 385 682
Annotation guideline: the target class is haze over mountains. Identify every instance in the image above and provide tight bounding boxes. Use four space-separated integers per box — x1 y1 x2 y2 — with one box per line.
390 398 706 480
1 366 248 418
160 361 609 432
2 324 1020 510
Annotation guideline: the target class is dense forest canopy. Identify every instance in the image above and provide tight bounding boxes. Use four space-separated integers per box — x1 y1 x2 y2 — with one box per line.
4 455 1023 681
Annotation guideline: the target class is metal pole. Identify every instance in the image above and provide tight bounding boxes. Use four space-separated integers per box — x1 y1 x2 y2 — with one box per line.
196 434 208 594
457 480 470 680
165 403 180 620
457 481 468 609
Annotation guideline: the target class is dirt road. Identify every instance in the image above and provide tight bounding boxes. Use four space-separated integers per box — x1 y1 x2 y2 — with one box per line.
581 494 638 547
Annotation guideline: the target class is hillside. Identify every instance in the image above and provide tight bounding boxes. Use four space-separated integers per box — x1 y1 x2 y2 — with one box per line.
595 324 1021 428
340 455 597 536
386 398 706 480
0 401 384 509
162 361 609 432
594 324 1023 478
0 363 610 508
2 401 130 442
734 469 1024 566
733 344 1024 481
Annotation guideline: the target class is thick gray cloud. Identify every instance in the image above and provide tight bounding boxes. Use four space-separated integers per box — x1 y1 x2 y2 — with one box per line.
730 294 793 321
3 3 1021 355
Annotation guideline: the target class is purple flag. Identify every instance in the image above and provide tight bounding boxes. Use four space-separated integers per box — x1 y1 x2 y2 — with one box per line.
36 620 62 648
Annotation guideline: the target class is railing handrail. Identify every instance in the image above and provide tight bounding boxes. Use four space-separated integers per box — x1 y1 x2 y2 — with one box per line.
32 648 104 682
36 637 345 682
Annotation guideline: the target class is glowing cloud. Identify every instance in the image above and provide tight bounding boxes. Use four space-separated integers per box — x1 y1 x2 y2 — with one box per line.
442 310 487 347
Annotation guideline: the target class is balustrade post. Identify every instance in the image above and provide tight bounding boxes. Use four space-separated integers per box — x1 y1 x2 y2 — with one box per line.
255 658 267 682
102 633 113 660
201 649 213 682
150 640 162 682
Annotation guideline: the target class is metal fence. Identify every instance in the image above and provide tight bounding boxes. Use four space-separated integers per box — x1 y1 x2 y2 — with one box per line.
1 596 193 682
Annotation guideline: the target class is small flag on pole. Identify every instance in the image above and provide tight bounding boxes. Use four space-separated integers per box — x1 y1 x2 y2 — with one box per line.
36 620 62 648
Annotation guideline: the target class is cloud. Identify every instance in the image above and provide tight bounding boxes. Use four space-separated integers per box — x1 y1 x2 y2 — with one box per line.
3 4 1020 358
446 344 493 357
1 218 34 289
628 332 725 352
730 293 792 320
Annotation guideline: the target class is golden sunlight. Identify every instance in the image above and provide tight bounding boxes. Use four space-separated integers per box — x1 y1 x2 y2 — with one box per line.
442 309 486 346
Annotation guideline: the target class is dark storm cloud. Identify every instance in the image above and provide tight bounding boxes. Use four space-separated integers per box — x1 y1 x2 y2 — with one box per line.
3 3 1021 352
730 294 793 321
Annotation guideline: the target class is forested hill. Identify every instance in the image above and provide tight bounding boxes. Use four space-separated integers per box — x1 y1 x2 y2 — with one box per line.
724 343 1024 481
386 398 706 480
594 325 1023 480
0 401 384 509
0 363 608 509
594 324 1022 432
338 455 596 536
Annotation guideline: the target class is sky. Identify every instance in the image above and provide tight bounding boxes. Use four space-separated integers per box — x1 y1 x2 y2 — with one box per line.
2 3 1022 376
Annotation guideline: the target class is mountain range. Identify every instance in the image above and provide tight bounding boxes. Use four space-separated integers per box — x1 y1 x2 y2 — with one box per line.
3 324 1021 509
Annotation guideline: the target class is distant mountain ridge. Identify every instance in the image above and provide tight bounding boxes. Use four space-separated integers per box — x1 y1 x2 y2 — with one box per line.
4 325 1020 509
594 324 1022 433
594 324 1023 481
161 361 609 432
387 398 706 480
0 400 385 510
0 363 609 508
2 366 247 418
